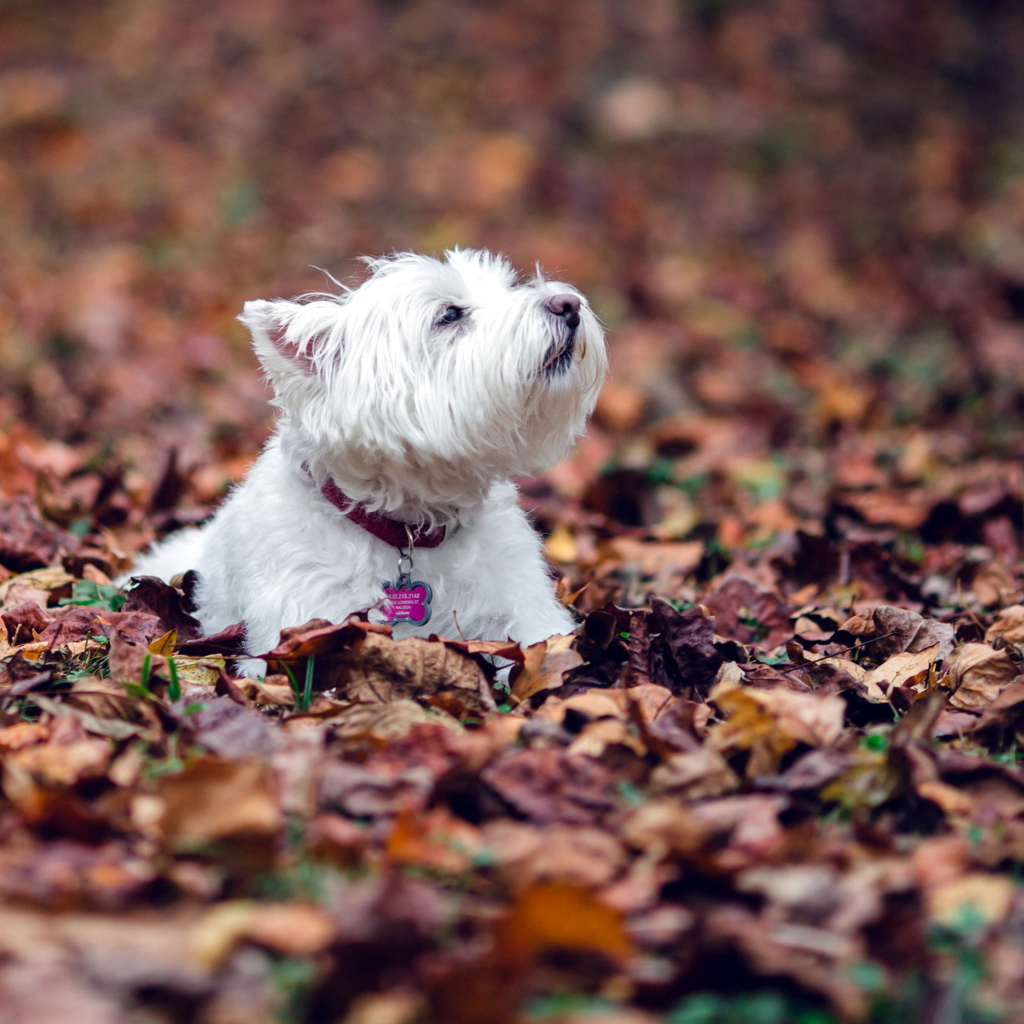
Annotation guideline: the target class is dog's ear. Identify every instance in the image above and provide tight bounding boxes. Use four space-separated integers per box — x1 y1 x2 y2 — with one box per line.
239 299 318 378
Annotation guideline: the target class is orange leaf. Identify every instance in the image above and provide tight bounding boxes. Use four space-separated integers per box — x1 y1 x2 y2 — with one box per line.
495 883 634 962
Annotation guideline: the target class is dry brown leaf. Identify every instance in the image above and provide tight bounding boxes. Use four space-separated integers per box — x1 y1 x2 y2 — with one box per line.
946 643 1021 709
235 674 296 707
567 717 646 757
191 900 337 968
650 748 740 799
0 567 73 606
330 631 497 713
327 699 459 740
971 558 1021 607
916 779 975 816
594 537 703 578
622 798 710 856
510 634 583 704
862 644 940 696
154 757 282 853
708 680 845 775
986 605 1024 645
481 820 626 889
6 714 113 786
535 690 625 724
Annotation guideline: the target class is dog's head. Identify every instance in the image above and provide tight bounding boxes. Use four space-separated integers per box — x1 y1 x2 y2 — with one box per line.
239 249 606 515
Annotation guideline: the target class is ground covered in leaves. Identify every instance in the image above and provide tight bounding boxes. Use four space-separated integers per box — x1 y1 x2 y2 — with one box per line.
6 1 1024 1022
3 428 1024 1024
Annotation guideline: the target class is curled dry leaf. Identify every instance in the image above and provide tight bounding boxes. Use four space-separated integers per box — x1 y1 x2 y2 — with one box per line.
510 633 583 704
834 605 954 667
946 642 1021 710
648 598 723 696
346 634 498 712
567 717 646 757
327 699 460 740
167 654 224 689
985 605 1024 645
0 566 73 607
708 679 845 775
122 575 203 641
238 674 296 707
1 602 51 644
862 643 941 698
535 689 626 724
264 618 498 714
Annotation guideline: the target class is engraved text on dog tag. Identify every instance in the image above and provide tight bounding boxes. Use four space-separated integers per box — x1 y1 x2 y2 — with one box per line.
381 576 432 626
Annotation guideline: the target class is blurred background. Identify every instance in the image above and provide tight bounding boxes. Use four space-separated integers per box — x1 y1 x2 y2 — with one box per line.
2 0 1024 564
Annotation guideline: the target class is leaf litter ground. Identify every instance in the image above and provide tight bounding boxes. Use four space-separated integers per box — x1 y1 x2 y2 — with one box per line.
2 425 1024 1024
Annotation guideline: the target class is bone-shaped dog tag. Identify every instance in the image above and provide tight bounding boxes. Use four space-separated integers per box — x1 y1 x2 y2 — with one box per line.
381 575 432 626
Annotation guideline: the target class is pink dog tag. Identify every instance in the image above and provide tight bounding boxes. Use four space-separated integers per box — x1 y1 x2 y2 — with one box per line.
381 579 432 626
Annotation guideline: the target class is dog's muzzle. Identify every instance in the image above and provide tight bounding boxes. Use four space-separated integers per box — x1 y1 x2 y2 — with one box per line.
542 292 581 377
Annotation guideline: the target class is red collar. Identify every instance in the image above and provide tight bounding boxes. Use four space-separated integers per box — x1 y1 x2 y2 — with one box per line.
317 475 447 549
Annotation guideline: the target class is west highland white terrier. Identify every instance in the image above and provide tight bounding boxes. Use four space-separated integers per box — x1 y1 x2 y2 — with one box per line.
129 249 607 667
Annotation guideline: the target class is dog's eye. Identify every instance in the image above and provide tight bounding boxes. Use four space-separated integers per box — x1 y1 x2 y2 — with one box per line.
438 305 465 325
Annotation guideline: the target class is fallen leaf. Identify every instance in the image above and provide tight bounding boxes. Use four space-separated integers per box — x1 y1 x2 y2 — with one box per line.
648 599 723 696
510 634 583 703
567 717 646 757
0 566 73 606
191 899 337 968
985 605 1024 645
481 820 627 889
495 882 634 961
0 497 79 572
123 575 203 641
650 748 740 799
385 805 483 874
862 644 940 696
708 679 845 775
7 712 113 786
155 757 282 857
481 747 620 826
947 643 1021 709
265 619 497 714
326 700 460 740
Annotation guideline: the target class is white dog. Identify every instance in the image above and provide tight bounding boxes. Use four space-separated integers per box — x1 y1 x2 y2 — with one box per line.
129 249 606 668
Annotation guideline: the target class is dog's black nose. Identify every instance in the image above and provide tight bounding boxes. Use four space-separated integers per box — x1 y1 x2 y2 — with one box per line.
545 293 581 329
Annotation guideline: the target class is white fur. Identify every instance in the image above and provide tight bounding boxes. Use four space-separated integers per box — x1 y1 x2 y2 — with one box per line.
127 249 606 670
